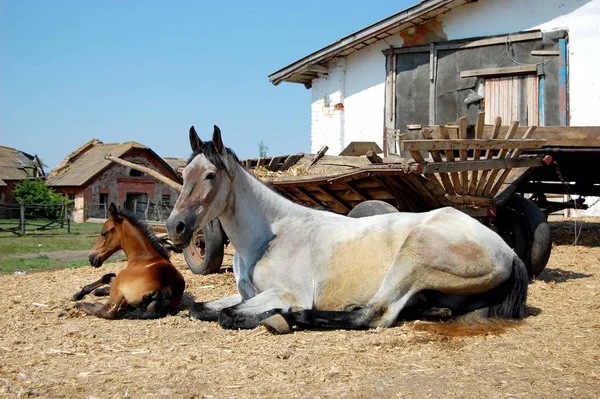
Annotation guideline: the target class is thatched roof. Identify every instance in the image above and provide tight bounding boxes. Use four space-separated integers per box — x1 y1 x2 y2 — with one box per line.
47 139 154 187
0 145 40 181
163 157 187 176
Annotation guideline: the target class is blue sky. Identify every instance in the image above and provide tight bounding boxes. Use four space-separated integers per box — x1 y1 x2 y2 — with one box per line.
1 1 413 169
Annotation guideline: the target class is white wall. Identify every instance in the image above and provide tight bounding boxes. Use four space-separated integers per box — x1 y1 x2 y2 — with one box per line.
310 0 600 151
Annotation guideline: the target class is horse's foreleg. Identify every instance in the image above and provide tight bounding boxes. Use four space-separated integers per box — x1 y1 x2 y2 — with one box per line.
93 286 111 297
71 273 116 301
189 294 243 321
217 289 296 330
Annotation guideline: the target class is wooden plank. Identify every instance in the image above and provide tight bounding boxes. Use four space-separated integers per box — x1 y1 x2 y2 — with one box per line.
476 116 502 196
309 145 329 168
489 126 537 197
416 155 548 174
257 157 266 168
468 111 486 195
267 156 283 171
291 186 323 208
482 125 600 147
366 150 383 164
482 121 520 196
460 65 538 78
280 154 303 171
400 138 545 152
314 185 351 212
438 126 462 194
342 182 369 201
458 116 469 194
422 127 454 195
531 50 560 57
446 195 494 206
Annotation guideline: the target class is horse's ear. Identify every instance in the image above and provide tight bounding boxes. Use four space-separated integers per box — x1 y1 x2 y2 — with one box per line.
109 203 122 223
189 126 203 152
212 125 224 154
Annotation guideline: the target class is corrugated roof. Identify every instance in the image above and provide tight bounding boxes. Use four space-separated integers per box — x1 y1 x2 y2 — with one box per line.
268 0 469 87
47 141 151 187
0 145 37 181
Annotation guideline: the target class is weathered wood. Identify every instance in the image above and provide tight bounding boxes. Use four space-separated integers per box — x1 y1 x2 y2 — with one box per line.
267 156 283 171
257 157 266 168
105 155 183 192
476 116 502 196
245 159 252 168
469 111 486 195
482 125 600 147
293 186 327 208
309 145 329 168
422 128 454 195
314 185 352 212
460 65 538 78
482 121 520 196
458 116 469 194
342 182 369 201
366 150 383 164
531 50 560 57
280 154 303 171
489 126 537 197
446 195 494 206
438 126 463 193
399 138 545 152
413 155 548 174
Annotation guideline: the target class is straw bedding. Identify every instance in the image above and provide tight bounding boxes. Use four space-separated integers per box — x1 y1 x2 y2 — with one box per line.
0 219 599 398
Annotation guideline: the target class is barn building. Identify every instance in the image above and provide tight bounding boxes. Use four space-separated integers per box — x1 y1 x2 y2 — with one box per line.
269 0 599 214
0 145 45 209
47 139 181 223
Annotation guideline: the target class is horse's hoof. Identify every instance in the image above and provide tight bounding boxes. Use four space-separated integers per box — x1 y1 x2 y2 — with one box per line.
71 293 84 301
189 302 219 322
261 314 292 335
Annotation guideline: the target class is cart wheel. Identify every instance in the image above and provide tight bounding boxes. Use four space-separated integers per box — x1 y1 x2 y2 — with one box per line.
347 200 399 218
183 220 226 275
495 195 551 278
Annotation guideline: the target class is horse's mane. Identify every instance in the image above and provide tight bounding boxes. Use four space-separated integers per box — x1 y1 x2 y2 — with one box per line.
118 209 171 259
188 141 239 170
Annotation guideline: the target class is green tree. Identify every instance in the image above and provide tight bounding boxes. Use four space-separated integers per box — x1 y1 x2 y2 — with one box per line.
13 179 69 218
258 140 268 158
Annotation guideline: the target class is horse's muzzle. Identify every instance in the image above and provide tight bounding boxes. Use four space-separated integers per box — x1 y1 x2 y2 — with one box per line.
89 253 103 268
166 214 194 250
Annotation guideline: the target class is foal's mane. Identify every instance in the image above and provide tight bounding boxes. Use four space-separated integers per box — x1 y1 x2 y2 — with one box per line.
118 209 171 259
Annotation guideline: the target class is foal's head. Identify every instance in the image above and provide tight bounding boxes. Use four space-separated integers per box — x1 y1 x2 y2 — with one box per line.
166 125 238 248
89 203 125 267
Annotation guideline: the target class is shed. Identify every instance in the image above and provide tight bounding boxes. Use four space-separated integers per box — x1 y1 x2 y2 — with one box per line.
47 139 181 222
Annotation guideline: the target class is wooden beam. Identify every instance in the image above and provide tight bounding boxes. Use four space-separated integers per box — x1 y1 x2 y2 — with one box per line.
307 64 329 74
482 125 600 147
531 50 560 57
438 126 463 194
400 138 545 152
422 127 454 195
446 195 494 206
105 155 182 192
469 111 486 195
309 145 329 168
460 65 538 78
413 155 548 174
280 154 303 171
314 185 351 212
482 121 520 197
476 116 502 196
458 116 469 194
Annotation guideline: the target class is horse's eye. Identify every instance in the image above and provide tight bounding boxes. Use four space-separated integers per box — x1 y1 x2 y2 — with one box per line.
205 172 217 180
101 231 108 238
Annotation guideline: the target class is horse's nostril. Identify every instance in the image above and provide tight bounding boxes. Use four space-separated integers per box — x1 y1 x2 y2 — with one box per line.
175 221 186 235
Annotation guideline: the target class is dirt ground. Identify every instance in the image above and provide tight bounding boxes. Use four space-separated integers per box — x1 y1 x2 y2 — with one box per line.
1 219 599 399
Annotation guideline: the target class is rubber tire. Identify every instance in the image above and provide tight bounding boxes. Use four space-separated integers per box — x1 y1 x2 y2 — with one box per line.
347 200 400 218
183 220 226 275
496 195 552 279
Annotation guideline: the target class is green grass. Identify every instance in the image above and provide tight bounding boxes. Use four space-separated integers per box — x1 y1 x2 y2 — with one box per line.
0 254 126 274
0 220 126 274
0 220 102 255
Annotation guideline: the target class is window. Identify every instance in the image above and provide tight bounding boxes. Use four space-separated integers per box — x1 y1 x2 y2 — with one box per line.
161 194 171 205
99 193 108 205
68 193 75 201
129 168 143 177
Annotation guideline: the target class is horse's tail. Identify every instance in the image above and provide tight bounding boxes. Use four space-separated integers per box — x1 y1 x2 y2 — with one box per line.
412 256 529 337
485 255 528 319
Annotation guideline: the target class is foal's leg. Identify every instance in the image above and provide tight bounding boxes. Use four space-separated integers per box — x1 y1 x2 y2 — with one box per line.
74 280 126 320
92 286 111 297
72 273 116 301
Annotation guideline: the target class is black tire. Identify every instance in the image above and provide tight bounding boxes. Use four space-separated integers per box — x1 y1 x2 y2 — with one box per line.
347 200 399 218
183 220 226 275
495 195 552 278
